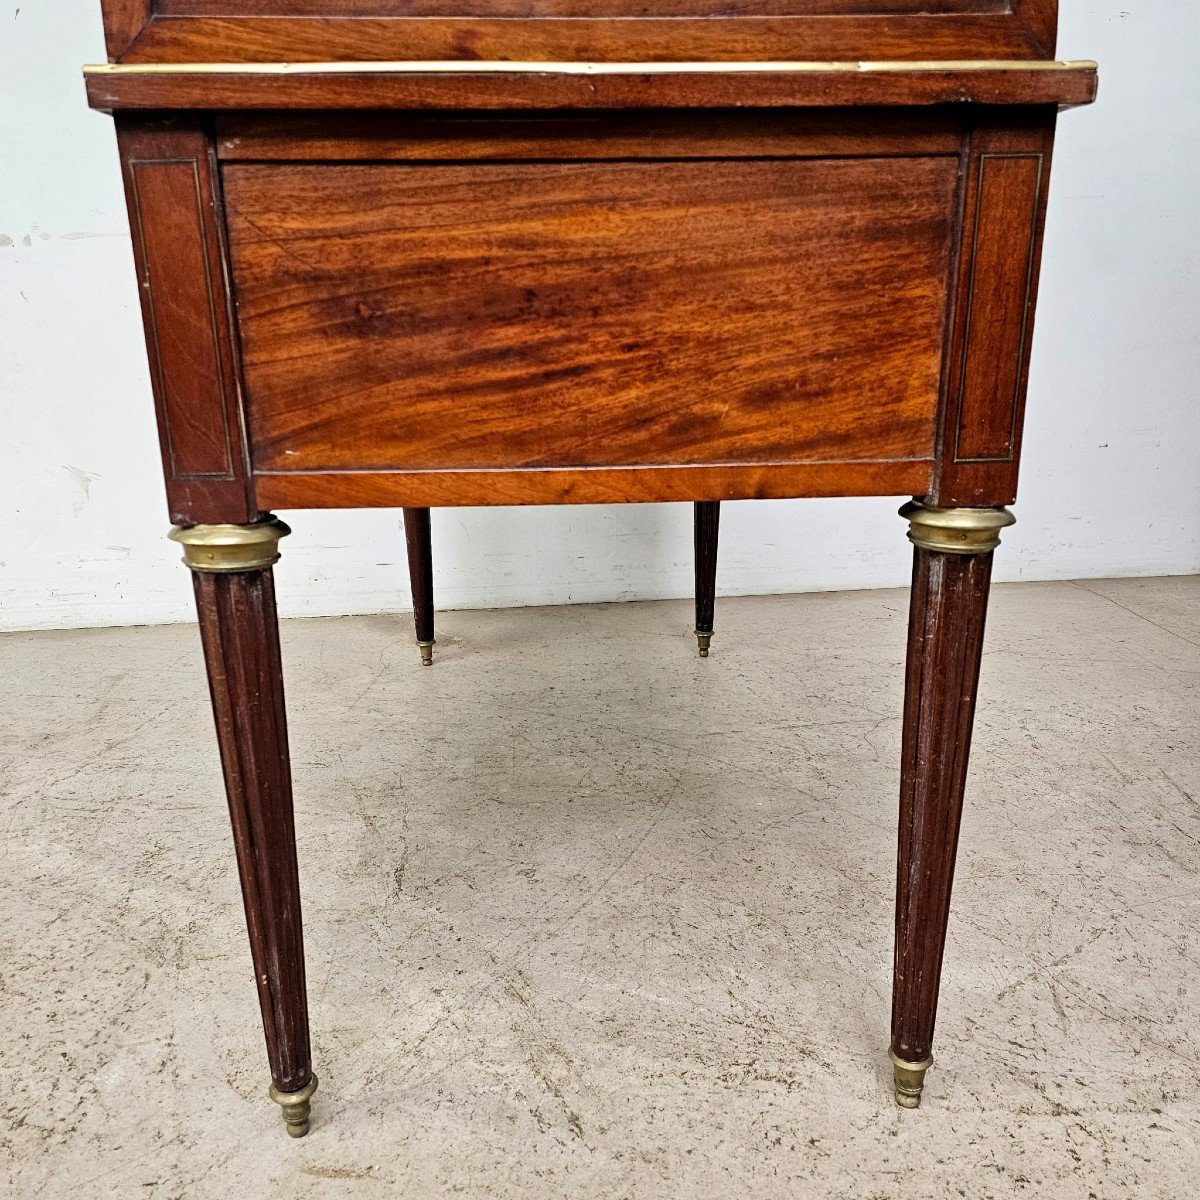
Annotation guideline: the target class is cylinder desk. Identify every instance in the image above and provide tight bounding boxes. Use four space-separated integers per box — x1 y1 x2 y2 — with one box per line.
85 0 1096 1136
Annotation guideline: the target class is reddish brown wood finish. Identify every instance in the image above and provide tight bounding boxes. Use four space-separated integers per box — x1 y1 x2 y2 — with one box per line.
158 1 1018 17
192 565 312 1094
86 62 1096 112
403 508 435 648
694 501 720 639
255 460 933 510
932 113 1055 506
102 0 152 59
100 2 1057 66
214 109 964 163
226 155 955 489
90 0 1095 1123
115 120 255 525
892 544 994 1065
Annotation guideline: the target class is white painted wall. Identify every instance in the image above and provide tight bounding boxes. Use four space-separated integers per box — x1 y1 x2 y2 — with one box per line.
2 3 1198 633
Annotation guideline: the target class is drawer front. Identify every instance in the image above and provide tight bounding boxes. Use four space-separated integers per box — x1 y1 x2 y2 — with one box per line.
224 157 956 480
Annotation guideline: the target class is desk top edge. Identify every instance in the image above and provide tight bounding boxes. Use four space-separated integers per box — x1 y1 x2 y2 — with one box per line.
85 58 1098 110
85 58 1097 76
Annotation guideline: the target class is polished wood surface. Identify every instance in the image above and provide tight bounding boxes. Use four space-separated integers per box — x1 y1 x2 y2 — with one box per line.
213 108 964 162
192 565 312 1094
255 459 934 510
893 544 994 1065
226 156 955 481
101 1 1059 64
933 115 1054 506
115 122 255 526
694 501 720 640
86 60 1097 111
403 507 435 650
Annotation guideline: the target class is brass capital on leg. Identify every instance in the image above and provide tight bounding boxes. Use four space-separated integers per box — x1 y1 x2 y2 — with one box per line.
888 1050 933 1109
269 1074 318 1138
169 516 291 573
899 500 1015 555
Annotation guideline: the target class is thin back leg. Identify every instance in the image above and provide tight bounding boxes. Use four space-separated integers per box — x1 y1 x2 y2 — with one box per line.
694 501 720 656
403 507 435 665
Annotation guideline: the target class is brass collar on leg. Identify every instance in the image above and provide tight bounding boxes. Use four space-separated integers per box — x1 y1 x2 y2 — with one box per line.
899 500 1015 555
169 517 291 573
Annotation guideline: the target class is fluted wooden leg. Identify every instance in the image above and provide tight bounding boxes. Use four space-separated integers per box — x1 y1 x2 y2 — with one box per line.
403 507 435 665
694 501 720 656
171 518 316 1137
890 501 1015 1108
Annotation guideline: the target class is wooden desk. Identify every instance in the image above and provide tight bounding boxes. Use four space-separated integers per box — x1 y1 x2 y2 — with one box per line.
86 0 1096 1137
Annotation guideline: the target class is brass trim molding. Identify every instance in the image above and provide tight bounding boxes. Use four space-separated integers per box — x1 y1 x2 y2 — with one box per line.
169 517 291 573
84 59 1098 78
888 1050 933 1110
900 500 1015 555
268 1074 318 1139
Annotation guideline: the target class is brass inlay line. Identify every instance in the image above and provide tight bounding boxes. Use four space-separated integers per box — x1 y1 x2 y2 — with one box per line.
85 59 1098 77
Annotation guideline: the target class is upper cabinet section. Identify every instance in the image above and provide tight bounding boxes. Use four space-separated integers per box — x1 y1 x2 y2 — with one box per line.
101 0 1058 63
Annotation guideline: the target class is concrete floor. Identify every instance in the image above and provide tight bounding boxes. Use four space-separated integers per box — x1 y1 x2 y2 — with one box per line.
2 576 1198 1199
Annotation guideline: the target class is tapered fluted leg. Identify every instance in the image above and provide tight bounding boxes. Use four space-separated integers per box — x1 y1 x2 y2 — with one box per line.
890 501 1015 1108
403 507 435 665
694 501 720 656
170 518 316 1137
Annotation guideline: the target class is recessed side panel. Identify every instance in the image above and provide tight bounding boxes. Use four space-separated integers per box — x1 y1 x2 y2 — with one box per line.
116 120 255 524
933 112 1057 507
954 153 1043 463
226 156 956 498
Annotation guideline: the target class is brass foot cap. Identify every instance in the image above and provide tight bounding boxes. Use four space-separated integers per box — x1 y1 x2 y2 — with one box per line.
888 1051 933 1109
695 630 713 658
269 1073 318 1137
417 640 435 666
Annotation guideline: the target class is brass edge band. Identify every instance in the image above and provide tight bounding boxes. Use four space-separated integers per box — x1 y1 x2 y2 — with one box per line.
899 500 1015 555
169 517 291 573
83 59 1098 78
268 1073 318 1138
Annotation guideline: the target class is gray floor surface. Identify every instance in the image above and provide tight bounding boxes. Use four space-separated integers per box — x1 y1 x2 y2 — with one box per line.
2 576 1198 1199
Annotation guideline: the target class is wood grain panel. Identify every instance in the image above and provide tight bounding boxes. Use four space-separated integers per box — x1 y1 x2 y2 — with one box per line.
253 460 934 509
157 0 1011 18
225 157 956 486
101 0 151 59
215 110 963 164
108 14 1052 65
128 158 232 478
116 121 255 524
931 113 1056 507
87 62 1098 112
954 153 1043 463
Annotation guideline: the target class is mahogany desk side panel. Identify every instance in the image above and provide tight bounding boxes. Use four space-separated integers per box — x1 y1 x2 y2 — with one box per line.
87 0 1095 1132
